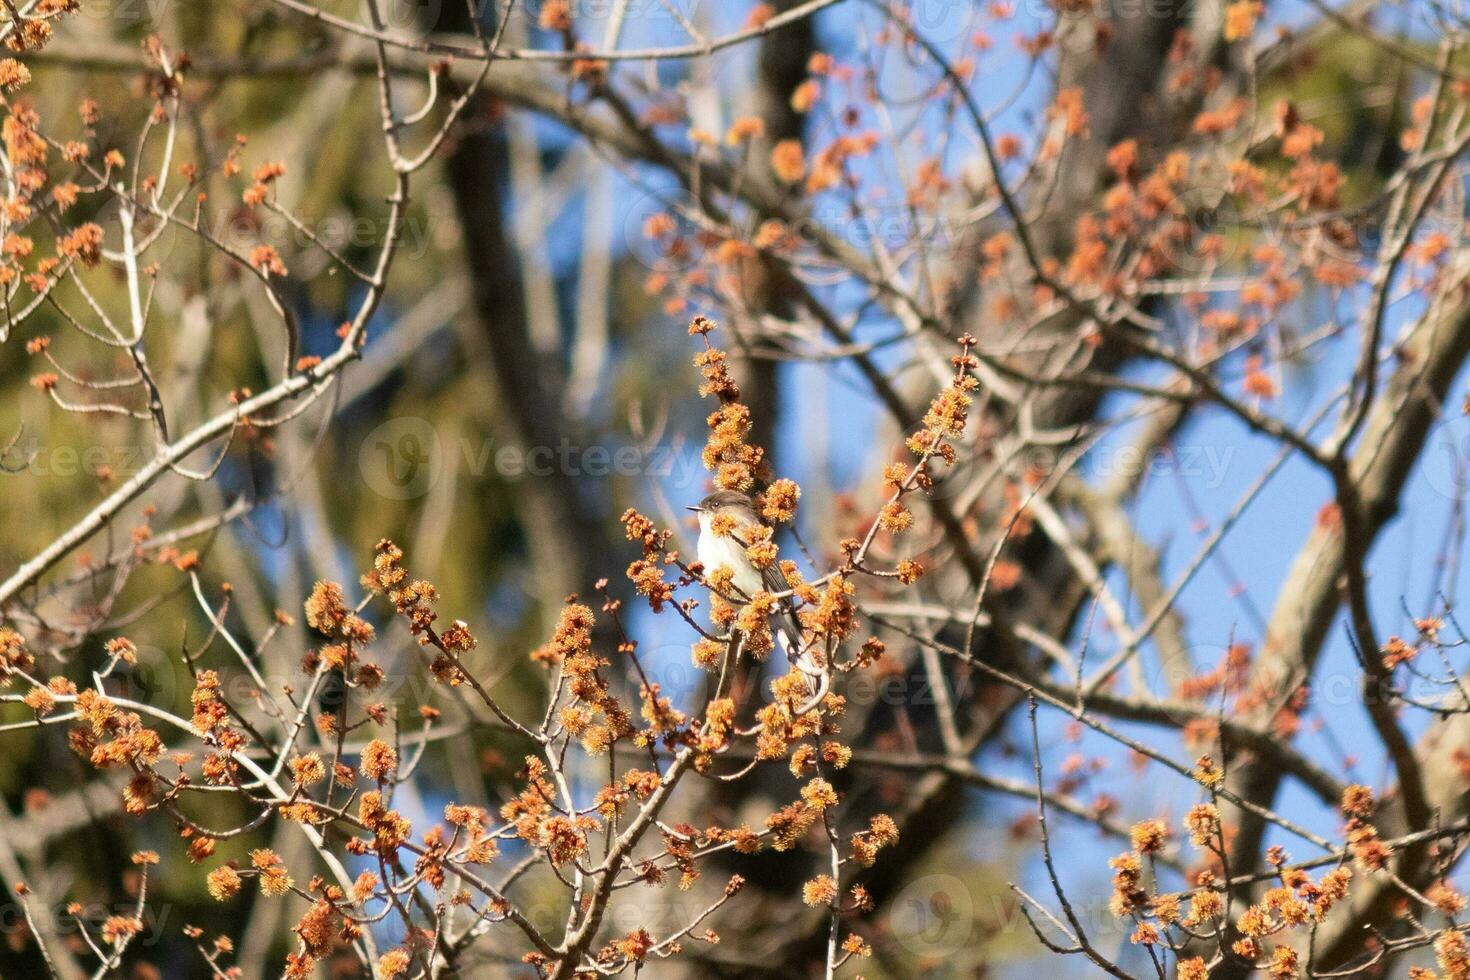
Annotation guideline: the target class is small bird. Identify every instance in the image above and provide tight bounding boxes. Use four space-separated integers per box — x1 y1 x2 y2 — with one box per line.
688 490 826 703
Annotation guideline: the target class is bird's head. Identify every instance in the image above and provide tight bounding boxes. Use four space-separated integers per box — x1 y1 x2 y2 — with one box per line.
687 490 760 531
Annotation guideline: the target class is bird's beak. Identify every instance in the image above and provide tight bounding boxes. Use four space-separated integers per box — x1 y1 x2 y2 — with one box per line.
685 506 703 513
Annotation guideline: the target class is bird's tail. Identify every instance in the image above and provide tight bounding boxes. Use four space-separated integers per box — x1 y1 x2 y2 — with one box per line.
773 609 828 714
761 564 828 714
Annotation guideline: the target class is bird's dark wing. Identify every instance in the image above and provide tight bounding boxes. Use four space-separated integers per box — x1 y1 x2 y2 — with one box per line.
728 526 806 658
761 562 804 655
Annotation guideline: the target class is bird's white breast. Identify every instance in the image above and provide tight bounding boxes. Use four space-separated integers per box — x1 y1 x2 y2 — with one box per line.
697 515 763 600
